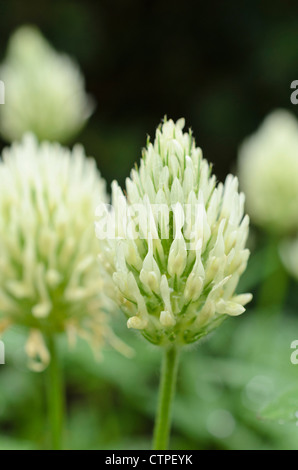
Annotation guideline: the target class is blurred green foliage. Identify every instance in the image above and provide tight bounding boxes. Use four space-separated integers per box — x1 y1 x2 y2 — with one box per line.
2 257 298 450
1 0 298 450
2 240 298 450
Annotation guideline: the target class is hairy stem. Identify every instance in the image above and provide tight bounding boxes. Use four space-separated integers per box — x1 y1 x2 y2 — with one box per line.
153 344 179 450
46 336 64 450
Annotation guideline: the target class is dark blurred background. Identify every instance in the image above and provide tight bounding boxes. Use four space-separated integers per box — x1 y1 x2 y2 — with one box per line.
2 0 298 450
1 0 298 186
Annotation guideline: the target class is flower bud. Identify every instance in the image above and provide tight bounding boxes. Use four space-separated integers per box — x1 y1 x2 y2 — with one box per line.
96 118 252 346
0 26 93 143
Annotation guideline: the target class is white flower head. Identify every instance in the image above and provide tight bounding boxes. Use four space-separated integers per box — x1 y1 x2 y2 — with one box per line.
0 134 117 370
238 109 298 235
95 118 251 346
0 25 94 143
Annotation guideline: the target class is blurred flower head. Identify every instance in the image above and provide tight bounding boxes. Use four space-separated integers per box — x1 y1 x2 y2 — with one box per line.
95 118 251 346
0 134 116 371
0 25 94 143
238 109 298 235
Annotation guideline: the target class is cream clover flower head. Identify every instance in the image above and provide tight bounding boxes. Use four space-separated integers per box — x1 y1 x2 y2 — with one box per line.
0 134 116 371
0 25 93 143
238 109 298 235
95 118 251 346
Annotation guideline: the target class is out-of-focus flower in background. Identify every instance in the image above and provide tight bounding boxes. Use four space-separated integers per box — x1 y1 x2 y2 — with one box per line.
95 118 252 347
238 109 298 236
0 25 94 144
0 134 114 371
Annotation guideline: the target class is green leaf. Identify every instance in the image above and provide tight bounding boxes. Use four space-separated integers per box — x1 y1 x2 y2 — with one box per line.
261 388 298 423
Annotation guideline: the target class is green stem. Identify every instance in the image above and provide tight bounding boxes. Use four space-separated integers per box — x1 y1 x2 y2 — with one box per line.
46 336 64 450
153 344 179 450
